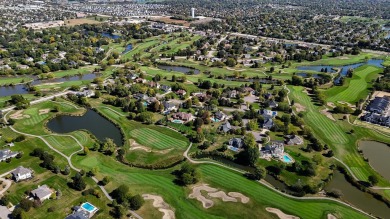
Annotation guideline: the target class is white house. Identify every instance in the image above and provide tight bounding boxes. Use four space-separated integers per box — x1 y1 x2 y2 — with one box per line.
11 166 33 182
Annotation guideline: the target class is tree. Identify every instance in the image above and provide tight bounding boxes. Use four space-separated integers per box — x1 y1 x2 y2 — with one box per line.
101 176 111 186
111 185 130 204
136 112 155 124
175 163 199 186
100 138 117 155
19 199 33 212
129 194 144 210
0 195 9 205
71 173 86 191
368 175 379 186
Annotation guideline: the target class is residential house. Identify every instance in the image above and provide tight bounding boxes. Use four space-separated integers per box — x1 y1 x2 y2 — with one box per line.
66 202 99 219
0 149 18 162
228 138 244 148
242 87 254 94
172 112 193 122
31 185 53 202
264 93 273 100
26 57 34 62
161 85 172 92
162 101 177 112
226 90 239 98
214 111 227 121
133 93 149 101
135 78 147 84
259 109 278 119
11 166 33 182
285 135 304 145
219 121 232 133
76 90 95 98
148 81 160 89
261 118 274 130
175 89 187 97
127 73 139 80
260 141 284 159
95 47 105 53
267 100 279 108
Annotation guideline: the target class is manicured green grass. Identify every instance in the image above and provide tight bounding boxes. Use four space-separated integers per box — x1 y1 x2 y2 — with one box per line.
325 65 382 103
129 128 187 150
51 66 96 78
289 86 390 186
0 77 32 86
72 151 369 219
43 135 81 156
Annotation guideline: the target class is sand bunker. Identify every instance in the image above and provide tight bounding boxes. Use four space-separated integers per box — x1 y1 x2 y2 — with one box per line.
294 103 306 112
266 208 300 219
142 194 175 219
189 184 249 209
129 140 173 154
38 109 50 115
9 110 30 120
327 214 338 219
320 108 336 121
327 102 336 108
228 192 250 203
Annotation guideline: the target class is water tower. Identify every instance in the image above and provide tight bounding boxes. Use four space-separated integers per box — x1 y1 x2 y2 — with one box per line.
191 8 195 18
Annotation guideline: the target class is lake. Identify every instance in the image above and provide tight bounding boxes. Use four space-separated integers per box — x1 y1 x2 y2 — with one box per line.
46 109 123 146
0 73 99 97
157 64 200 75
297 59 384 84
325 171 390 218
359 141 390 181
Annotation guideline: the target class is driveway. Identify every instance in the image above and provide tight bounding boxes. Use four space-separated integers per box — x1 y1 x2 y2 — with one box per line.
0 206 11 219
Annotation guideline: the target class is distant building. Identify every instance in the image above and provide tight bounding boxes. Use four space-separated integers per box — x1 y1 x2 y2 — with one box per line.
219 121 232 133
172 112 193 122
191 8 195 18
366 96 390 114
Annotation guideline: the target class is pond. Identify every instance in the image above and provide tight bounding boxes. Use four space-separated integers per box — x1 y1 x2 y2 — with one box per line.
0 73 99 97
296 73 322 78
123 44 133 54
325 171 390 218
101 32 121 39
297 59 384 84
157 64 200 75
359 141 390 181
46 109 123 146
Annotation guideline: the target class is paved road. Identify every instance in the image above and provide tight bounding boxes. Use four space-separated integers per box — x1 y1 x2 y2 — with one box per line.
1 90 74 113
0 206 11 219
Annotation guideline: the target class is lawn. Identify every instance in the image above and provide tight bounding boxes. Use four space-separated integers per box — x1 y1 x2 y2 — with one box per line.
43 135 82 156
325 65 382 103
129 128 187 150
289 86 390 186
0 76 32 86
72 151 370 219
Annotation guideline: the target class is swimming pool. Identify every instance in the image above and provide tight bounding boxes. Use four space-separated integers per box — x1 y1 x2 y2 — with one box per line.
282 154 294 163
81 202 97 213
211 117 220 122
228 146 240 152
172 119 183 124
